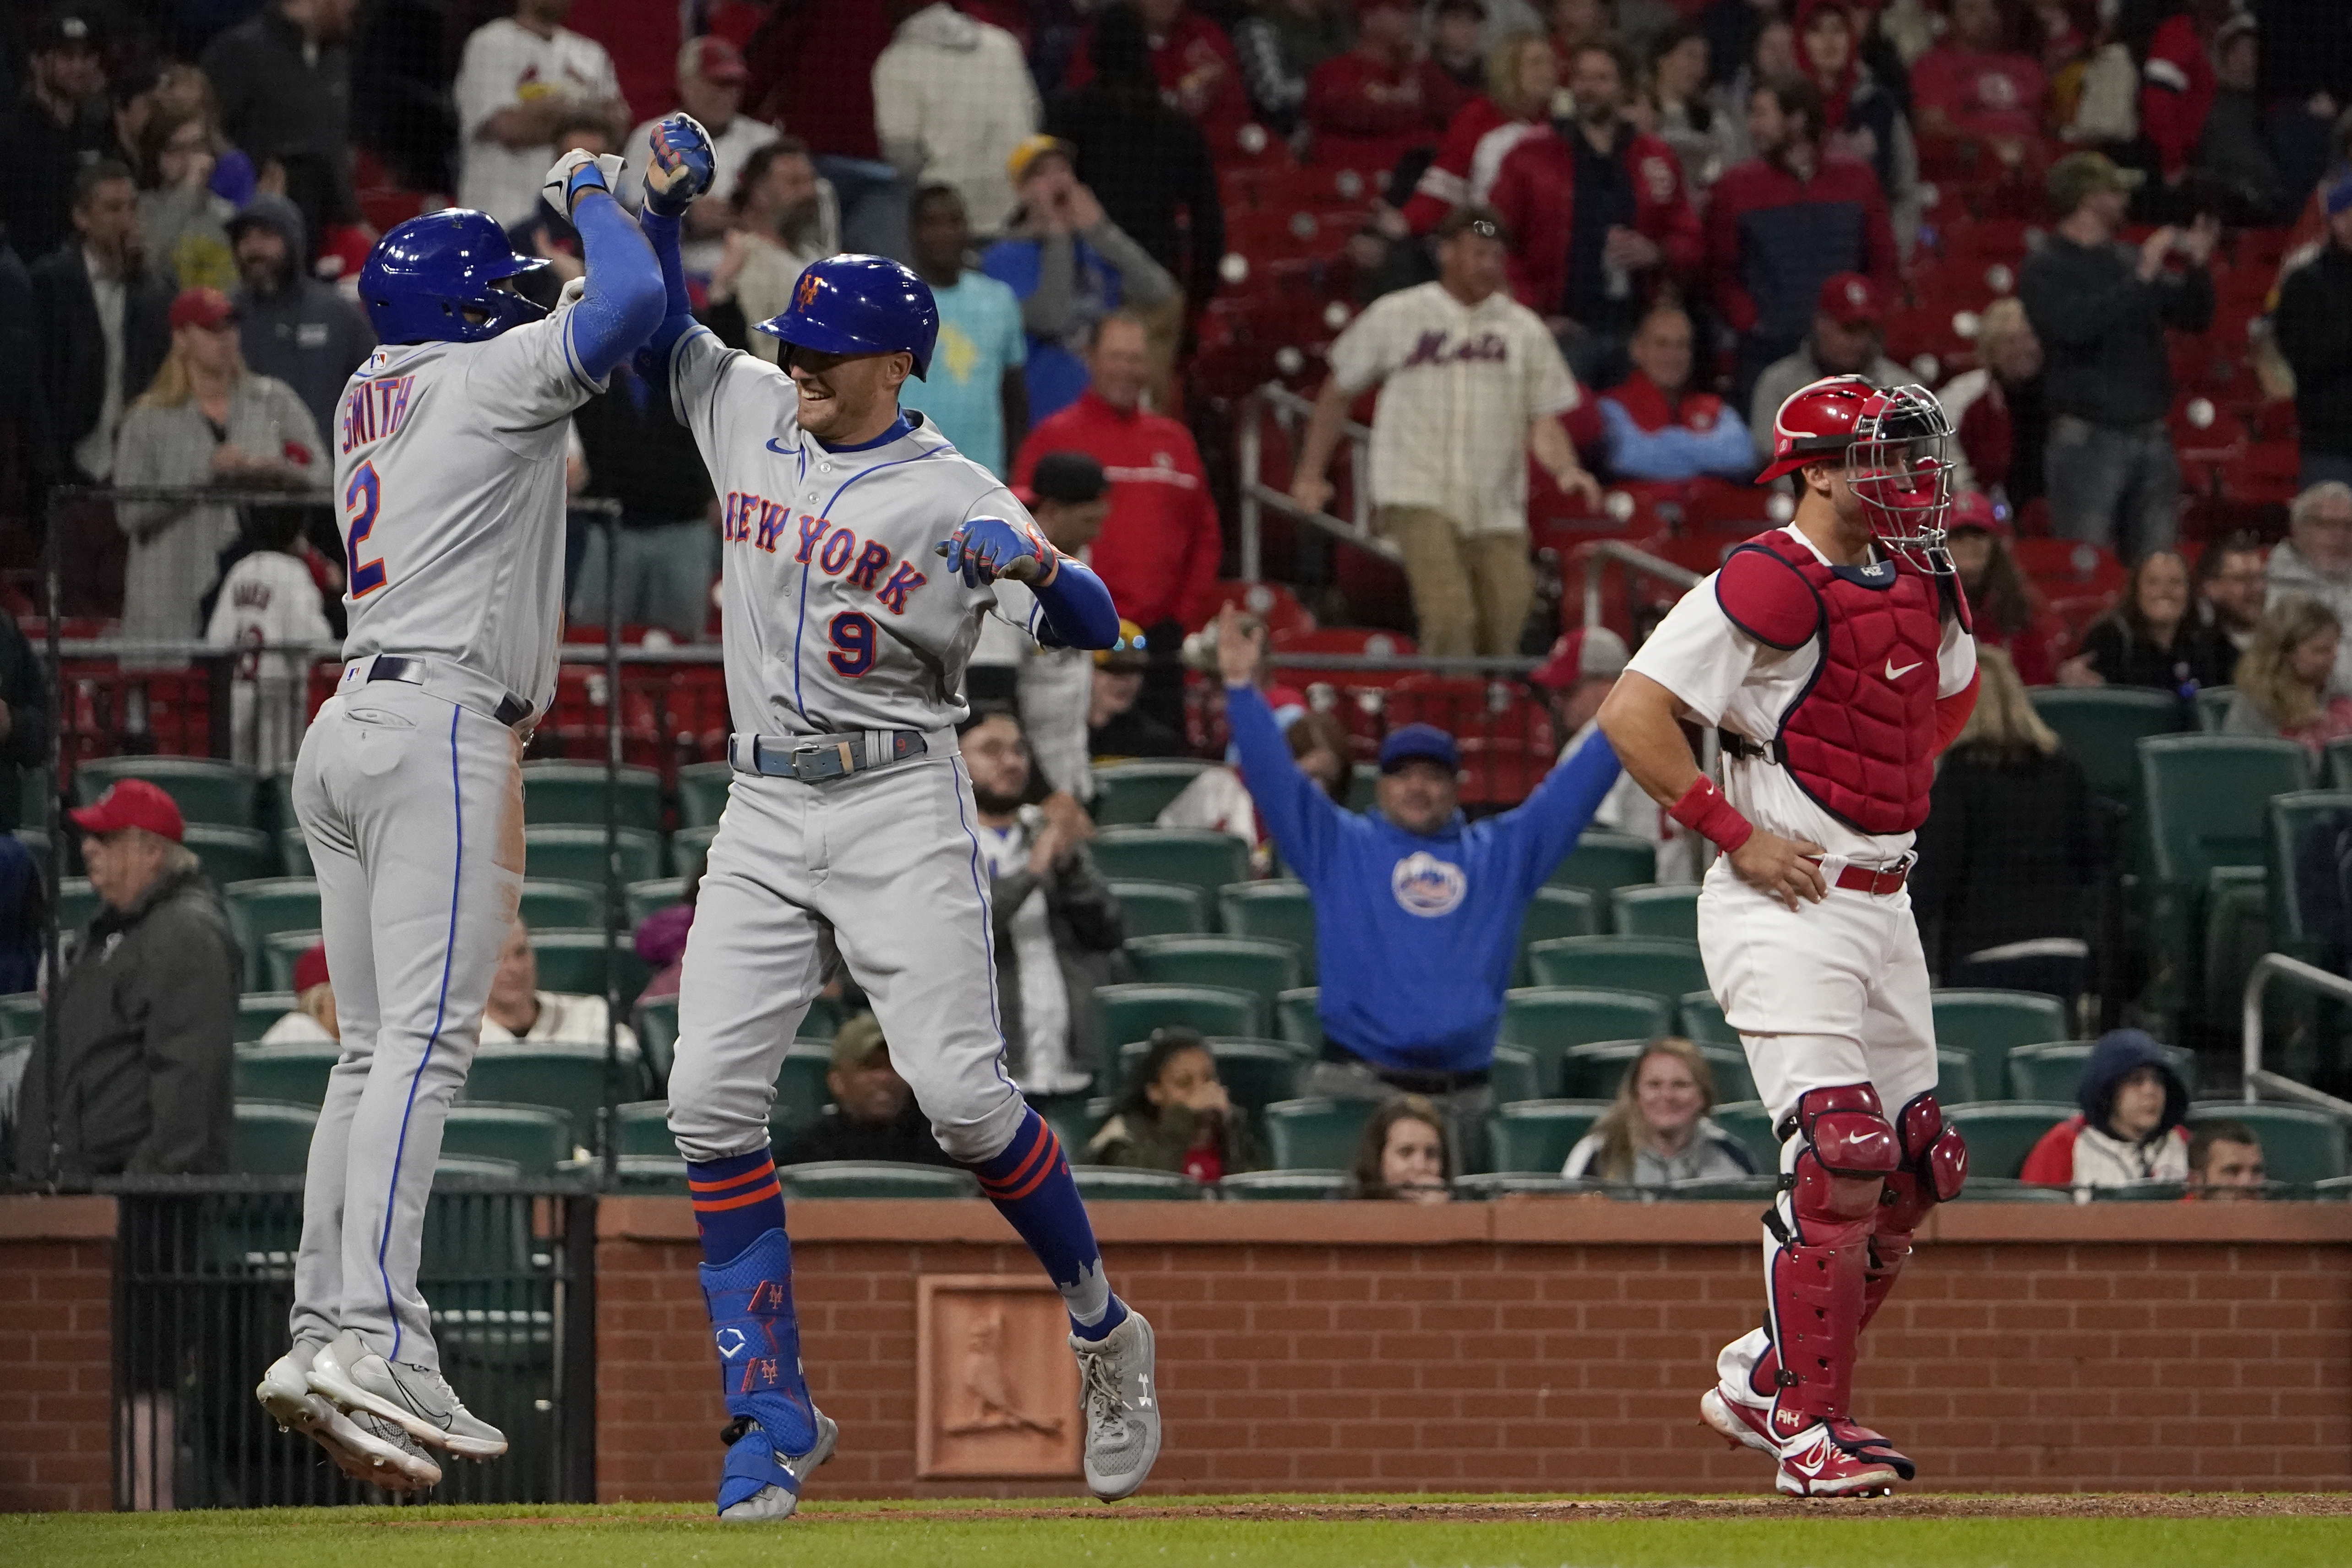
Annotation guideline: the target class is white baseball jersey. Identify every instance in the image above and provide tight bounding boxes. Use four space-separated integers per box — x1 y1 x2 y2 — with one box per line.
205 548 336 774
452 17 623 229
334 306 606 714
666 325 1055 736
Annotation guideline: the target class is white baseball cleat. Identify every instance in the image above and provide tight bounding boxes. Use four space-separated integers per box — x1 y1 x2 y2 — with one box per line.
1699 1385 1779 1458
1073 1309 1160 1502
256 1344 441 1491
307 1329 508 1460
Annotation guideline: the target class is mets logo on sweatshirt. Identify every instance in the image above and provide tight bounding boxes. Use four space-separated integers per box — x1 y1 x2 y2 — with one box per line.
1391 852 1466 917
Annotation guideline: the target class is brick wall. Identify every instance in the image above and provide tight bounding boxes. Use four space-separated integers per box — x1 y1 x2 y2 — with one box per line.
597 1199 2352 1499
0 1198 116 1513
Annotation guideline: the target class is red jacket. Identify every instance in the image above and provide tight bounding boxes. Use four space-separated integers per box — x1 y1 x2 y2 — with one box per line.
1066 10 1250 154
1605 369 1732 435
1302 49 1467 174
1401 94 1515 234
741 0 894 158
1013 390 1223 629
2139 14 2215 179
1486 123 1699 320
1704 151 1899 342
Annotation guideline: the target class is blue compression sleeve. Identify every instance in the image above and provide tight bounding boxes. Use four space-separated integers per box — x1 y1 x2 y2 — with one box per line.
636 206 699 362
565 190 666 384
1030 557 1120 650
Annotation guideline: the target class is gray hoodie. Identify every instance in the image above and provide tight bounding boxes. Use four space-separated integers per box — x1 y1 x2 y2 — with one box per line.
229 193 375 439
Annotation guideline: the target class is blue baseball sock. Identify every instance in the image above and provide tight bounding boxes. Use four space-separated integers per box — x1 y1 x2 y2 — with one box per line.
969 1109 1129 1341
687 1148 786 1264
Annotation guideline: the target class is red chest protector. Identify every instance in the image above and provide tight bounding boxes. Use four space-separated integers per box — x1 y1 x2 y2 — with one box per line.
1713 531 1968 836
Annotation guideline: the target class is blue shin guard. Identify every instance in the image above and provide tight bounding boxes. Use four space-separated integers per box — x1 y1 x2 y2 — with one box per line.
699 1227 820 1513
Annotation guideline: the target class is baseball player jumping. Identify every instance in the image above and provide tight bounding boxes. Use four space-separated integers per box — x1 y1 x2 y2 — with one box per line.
1596 376 1978 1497
252 148 669 1488
630 120 1152 1520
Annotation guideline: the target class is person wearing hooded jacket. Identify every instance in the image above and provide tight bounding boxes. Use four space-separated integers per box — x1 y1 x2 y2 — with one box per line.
227 191 374 442
2019 1028 2192 1189
873 1 1040 238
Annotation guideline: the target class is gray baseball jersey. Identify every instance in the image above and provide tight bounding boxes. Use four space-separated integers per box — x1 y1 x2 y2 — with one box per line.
334 304 606 713
665 325 1051 737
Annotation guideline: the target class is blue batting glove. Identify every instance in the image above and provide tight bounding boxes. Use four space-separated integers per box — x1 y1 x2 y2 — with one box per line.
643 113 717 216
938 516 1055 587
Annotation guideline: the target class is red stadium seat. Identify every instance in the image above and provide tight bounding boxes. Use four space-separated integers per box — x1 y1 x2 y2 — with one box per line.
1271 626 1417 659
1200 580 1313 637
2012 537 2124 595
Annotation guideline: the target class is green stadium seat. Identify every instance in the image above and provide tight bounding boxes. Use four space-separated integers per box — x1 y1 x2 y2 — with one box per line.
676 762 734 828
1112 879 1209 939
1949 1177 2073 1203
2006 1039 2197 1102
2186 1104 2350 1184
1094 982 1265 1069
1498 987 1673 1098
517 879 608 932
1274 986 1323 1048
1662 1175 1780 1201
234 1099 318 1175
1454 1173 1609 1199
773 1041 838 1138
2202 867 2270 1026
568 1155 688 1192
1545 831 1656 914
1559 1039 1754 1102
260 929 322 992
520 760 664 831
1070 1167 1203 1200
441 1103 574 1173
2194 685 2235 733
1679 990 1734 1046
1527 936 1708 1005
76 756 256 827
1262 1096 1377 1171
1943 1101 2075 1180
1486 1099 1612 1173
1611 884 1699 941
1124 934 1301 1007
1709 1100 1778 1168
522 825 665 886
1218 880 1314 973
1932 988 2072 1108
1489 1043 1541 1108
776 1161 981 1199
633 996 679 1087
185 825 279 886
1116 1037 1302 1116
528 929 652 1001
221 878 323 991
235 992 298 1045
2267 792 2352 966
2139 735 2308 1024
0 992 45 1038
278 826 311 876
462 1043 645 1141
2028 687 2181 806
671 825 718 877
255 773 295 838
625 877 688 926
432 1155 524 1184
53 877 99 933
1091 760 1214 825
613 1099 675 1157
1218 1169 1352 1200
1935 1048 1982 1105
234 1042 338 1107
1032 1092 1107 1157
1089 827 1252 902
1514 886 1598 985
1345 763 1378 813
797 994 844 1040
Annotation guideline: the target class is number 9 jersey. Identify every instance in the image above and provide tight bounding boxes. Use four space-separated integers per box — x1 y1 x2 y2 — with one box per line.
332 299 610 716
665 325 1061 737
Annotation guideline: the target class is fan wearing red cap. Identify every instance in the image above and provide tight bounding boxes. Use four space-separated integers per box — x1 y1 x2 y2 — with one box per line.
1592 370 1978 1500
621 35 779 276
69 779 187 909
1744 271 1907 465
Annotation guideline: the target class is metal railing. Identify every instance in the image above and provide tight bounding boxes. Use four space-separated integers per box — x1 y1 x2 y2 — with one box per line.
2241 953 2352 1117
1234 383 1389 581
1579 538 1701 631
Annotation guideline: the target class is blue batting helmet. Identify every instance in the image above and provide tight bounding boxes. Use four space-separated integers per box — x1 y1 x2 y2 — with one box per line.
358 209 549 345
756 254 938 379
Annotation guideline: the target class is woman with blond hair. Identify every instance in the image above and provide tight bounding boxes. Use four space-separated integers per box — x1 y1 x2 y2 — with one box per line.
1562 1038 1755 1187
2224 597 2352 753
112 287 321 643
1398 32 1562 234
1910 646 2097 987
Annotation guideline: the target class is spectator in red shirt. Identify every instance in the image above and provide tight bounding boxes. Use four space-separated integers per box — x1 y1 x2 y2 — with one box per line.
1943 490 2065 687
1488 38 1700 388
1303 0 1467 174
1705 73 1899 412
1013 312 1223 725
2128 0 2214 188
1402 31 1560 235
1910 0 2050 173
1066 0 1251 159
1793 0 1919 242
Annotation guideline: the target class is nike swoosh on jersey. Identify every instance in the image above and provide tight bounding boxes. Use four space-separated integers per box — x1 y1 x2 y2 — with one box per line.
1884 658 1922 680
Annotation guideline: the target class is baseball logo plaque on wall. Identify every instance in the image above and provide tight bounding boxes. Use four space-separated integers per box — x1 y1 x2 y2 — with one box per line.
1391 852 1467 917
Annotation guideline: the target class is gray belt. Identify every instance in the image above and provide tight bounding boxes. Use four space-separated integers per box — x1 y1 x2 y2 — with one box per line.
728 728 932 782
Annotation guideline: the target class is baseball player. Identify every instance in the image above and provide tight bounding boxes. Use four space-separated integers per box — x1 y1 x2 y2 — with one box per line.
631 120 1155 1521
1595 376 1977 1497
251 146 669 1490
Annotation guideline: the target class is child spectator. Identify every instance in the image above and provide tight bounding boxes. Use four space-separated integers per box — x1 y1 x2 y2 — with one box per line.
2060 549 2235 695
2222 597 2352 754
1562 1038 1756 1185
204 501 335 776
1084 1028 1267 1181
2019 1028 2191 1189
1348 1094 1453 1201
135 108 237 293
2186 1119 2267 1199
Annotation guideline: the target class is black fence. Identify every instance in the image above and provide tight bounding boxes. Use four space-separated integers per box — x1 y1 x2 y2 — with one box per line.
105 1177 596 1509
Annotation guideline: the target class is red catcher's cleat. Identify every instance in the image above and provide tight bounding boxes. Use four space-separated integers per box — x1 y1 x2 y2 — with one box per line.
1774 1417 1910 1497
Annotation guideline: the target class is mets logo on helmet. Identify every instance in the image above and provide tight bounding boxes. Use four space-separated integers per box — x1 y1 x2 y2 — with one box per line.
796 271 822 311
1391 852 1467 918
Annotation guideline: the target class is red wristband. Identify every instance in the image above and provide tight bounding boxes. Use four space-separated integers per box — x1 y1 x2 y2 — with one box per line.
1669 775 1754 853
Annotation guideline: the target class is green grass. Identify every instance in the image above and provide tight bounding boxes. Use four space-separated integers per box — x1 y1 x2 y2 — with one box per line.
5 1500 2347 1568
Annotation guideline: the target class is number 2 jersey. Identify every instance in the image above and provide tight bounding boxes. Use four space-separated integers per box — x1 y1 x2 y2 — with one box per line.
332 301 607 716
664 324 1054 738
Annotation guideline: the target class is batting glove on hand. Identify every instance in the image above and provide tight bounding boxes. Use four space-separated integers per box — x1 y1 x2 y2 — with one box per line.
543 148 626 220
937 517 1058 587
643 113 717 216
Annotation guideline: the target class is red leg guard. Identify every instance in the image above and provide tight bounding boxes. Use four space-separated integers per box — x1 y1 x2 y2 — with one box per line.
1764 1086 1900 1441
1862 1094 1969 1331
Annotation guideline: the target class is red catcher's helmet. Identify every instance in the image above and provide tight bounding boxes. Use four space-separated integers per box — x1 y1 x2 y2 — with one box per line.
1757 374 1956 573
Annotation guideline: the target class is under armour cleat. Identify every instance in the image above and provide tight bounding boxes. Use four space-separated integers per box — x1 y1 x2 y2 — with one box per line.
1073 1309 1160 1501
308 1329 507 1460
716 1408 838 1521
1774 1417 1908 1497
257 1345 441 1491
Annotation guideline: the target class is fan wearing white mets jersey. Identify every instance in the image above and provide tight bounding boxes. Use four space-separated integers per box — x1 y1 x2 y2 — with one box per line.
629 116 1160 1523
251 147 666 1491
1596 375 1979 1499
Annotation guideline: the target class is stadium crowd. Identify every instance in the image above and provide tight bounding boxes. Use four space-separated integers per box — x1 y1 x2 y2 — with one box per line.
4 0 2352 1204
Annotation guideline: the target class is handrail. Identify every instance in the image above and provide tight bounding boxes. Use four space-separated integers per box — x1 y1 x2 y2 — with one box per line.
1580 538 1701 630
2241 953 2352 1117
1236 382 1392 579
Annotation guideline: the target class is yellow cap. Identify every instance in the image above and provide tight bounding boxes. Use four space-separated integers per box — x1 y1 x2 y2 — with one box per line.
1006 134 1075 185
1095 620 1150 669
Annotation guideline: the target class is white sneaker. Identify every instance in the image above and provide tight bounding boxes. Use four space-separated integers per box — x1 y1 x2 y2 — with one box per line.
1072 1309 1160 1502
308 1329 507 1459
256 1345 441 1491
